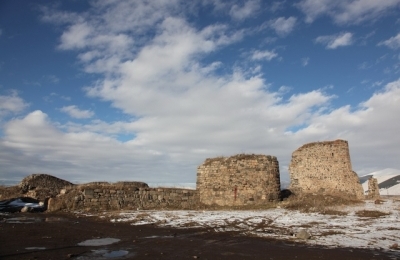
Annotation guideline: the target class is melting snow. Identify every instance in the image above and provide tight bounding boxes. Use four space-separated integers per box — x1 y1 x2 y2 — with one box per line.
106 199 400 256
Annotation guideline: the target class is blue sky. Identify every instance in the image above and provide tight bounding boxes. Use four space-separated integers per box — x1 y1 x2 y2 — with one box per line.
1 0 400 186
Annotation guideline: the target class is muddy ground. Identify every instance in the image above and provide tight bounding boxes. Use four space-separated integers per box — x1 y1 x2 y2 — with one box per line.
0 212 396 260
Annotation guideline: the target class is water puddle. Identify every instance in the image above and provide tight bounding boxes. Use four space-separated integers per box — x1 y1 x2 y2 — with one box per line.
45 217 68 222
77 249 133 259
78 238 120 246
4 217 42 224
103 250 129 258
25 247 46 250
143 235 174 239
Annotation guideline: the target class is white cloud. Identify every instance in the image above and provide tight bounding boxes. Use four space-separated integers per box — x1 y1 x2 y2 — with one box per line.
288 79 400 174
268 16 297 37
296 0 333 23
270 1 286 13
297 0 400 25
302 57 310 66
58 23 92 50
0 91 28 119
315 32 354 49
229 0 260 20
251 50 278 61
61 105 94 119
378 33 400 49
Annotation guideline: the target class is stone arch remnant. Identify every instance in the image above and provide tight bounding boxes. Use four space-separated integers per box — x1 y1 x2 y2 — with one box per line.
288 139 364 200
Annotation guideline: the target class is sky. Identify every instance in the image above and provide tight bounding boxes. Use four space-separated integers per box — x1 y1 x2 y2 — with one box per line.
0 0 400 187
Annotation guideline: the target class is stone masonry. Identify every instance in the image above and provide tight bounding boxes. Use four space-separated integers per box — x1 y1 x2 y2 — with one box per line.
289 140 364 200
48 182 198 211
0 174 74 201
366 177 380 199
196 154 281 206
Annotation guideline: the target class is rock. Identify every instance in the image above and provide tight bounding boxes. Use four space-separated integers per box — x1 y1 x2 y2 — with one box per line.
296 229 311 240
20 206 29 213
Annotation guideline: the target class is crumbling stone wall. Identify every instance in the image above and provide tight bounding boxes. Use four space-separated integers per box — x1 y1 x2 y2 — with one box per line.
196 154 281 206
366 177 380 199
0 174 74 201
48 182 199 211
289 140 364 200
20 174 74 201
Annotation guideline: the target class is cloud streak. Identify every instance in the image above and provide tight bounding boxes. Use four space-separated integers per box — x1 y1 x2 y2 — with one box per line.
61 105 94 119
378 33 400 50
297 0 400 24
315 32 354 49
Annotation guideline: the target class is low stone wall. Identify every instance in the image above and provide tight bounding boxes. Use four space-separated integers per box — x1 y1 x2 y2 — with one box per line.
48 183 199 212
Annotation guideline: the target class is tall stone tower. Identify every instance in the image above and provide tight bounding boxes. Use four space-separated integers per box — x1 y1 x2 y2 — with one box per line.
289 140 364 200
196 154 281 206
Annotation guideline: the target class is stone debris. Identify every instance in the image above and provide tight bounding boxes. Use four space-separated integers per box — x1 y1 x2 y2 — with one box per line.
295 229 311 240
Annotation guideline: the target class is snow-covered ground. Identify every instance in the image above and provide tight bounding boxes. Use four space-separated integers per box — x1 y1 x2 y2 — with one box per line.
102 199 400 256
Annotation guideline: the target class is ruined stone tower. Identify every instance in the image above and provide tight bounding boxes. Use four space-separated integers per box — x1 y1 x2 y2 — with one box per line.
288 140 364 200
366 177 380 199
196 154 281 206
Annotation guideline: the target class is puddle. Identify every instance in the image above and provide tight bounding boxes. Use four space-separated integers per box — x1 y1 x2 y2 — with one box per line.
45 217 68 222
143 235 174 239
103 250 129 258
25 247 46 250
4 217 42 224
77 249 133 259
78 238 120 246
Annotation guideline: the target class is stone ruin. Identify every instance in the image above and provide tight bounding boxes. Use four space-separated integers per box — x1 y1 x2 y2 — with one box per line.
196 154 281 206
19 174 74 201
366 177 380 199
47 182 198 212
0 174 74 201
288 139 364 200
1 139 373 212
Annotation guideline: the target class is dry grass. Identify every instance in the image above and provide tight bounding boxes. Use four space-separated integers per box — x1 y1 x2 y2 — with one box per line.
282 193 361 213
355 210 390 218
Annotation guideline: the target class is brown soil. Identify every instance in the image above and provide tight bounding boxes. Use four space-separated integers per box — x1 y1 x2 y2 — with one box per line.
0 212 394 260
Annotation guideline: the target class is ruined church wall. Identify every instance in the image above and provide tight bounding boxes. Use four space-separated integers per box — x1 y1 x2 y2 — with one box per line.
289 140 364 200
196 154 281 206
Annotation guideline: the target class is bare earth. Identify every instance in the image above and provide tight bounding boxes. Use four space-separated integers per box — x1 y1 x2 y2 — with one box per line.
0 212 396 260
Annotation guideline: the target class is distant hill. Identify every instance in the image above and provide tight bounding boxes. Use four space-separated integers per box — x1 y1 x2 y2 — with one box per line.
360 168 400 196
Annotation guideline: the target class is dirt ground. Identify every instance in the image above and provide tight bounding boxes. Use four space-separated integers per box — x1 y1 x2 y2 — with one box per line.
0 212 395 260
